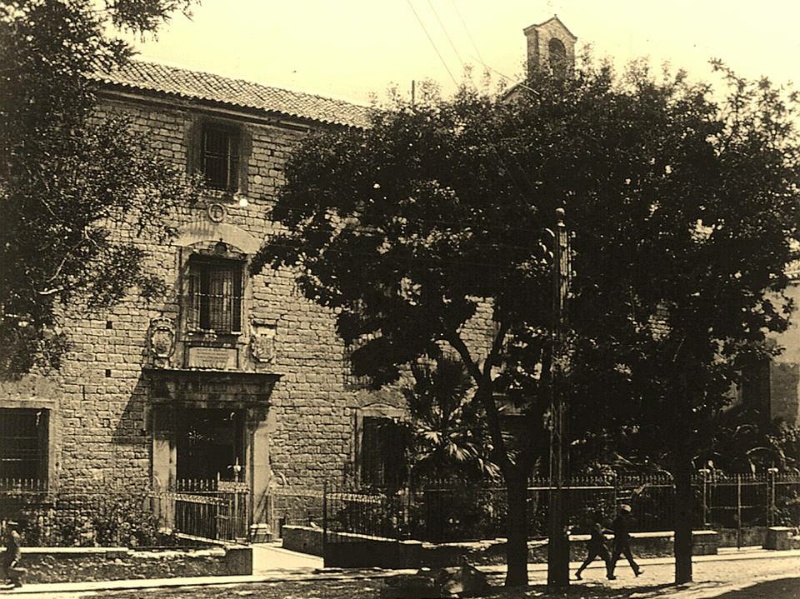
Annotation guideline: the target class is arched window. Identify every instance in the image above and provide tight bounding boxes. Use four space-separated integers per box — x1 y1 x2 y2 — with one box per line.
549 38 568 77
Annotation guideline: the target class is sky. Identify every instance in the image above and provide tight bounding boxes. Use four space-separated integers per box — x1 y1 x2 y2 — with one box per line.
129 0 800 106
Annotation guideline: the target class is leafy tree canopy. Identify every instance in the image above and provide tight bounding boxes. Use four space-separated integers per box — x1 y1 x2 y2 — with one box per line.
257 57 800 466
255 55 800 586
567 60 800 478
0 0 197 377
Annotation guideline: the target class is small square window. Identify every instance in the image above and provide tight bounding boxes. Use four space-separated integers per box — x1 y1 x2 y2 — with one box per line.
202 124 240 192
187 258 244 335
0 408 48 488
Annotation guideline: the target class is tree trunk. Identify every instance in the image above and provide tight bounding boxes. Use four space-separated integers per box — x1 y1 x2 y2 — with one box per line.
505 468 529 587
674 450 694 584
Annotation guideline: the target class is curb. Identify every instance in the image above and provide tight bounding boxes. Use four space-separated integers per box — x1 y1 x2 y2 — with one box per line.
8 548 800 595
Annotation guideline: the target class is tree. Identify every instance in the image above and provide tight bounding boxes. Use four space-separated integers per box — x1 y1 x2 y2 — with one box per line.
566 61 800 583
254 58 800 587
403 356 499 483
0 0 197 377
255 82 558 586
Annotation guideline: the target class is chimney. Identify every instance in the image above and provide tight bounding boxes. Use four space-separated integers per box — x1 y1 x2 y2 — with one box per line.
523 15 577 79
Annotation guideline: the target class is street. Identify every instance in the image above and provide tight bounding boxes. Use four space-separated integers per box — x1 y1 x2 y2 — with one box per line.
18 552 800 599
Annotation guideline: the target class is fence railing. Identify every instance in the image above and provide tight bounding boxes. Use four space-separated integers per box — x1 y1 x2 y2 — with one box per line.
151 478 250 542
316 473 800 544
0 486 157 547
0 478 250 545
5 473 800 547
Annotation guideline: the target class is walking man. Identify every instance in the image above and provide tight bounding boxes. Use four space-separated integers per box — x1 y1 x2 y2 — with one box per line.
2 521 23 588
575 512 612 580
609 504 643 579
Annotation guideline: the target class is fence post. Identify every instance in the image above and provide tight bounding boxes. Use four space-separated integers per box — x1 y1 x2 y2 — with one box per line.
736 474 742 550
699 469 710 528
612 472 618 508
767 467 779 528
322 480 328 559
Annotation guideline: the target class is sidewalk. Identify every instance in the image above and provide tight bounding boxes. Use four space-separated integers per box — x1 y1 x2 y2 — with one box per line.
5 544 800 596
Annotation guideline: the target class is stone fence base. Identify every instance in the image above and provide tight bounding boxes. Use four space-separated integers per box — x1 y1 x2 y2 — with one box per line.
763 526 800 550
281 525 723 569
17 545 251 583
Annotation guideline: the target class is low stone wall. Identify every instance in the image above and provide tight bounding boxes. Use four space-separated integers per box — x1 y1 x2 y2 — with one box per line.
17 546 250 583
763 526 800 550
282 526 719 569
282 525 324 557
717 527 768 548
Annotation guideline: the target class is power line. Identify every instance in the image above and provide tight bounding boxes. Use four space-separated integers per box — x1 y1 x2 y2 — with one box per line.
426 0 466 70
405 0 459 86
449 0 484 65
402 1 540 203
469 55 541 96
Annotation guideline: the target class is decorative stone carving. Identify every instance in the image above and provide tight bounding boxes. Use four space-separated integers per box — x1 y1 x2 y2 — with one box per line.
207 202 226 223
148 317 176 362
250 322 277 364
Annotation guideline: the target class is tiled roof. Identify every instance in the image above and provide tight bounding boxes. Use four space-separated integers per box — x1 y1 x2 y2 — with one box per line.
92 60 371 129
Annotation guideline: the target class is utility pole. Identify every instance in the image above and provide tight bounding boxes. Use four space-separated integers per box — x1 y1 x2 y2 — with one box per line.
547 207 571 590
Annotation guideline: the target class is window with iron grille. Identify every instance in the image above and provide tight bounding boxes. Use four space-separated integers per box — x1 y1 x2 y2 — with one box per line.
187 258 244 335
202 124 240 192
360 416 408 490
0 408 48 485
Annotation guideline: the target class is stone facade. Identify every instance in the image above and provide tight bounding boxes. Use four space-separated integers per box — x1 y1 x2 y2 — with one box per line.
762 282 800 427
0 62 399 537
1 22 536 538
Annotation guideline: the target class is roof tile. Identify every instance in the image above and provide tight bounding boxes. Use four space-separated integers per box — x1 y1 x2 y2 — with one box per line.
92 60 371 129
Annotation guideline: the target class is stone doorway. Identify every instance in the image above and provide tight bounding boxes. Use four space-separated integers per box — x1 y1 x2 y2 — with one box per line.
176 408 245 481
146 368 280 538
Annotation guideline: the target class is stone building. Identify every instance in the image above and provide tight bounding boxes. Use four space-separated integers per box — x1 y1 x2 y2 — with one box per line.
0 60 385 540
523 15 576 79
738 277 800 429
0 17 575 541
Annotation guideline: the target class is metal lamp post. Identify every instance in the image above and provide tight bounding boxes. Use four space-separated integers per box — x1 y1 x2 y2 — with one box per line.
547 207 571 590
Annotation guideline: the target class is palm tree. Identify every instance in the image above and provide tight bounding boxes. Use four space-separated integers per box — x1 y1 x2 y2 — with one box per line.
403 356 499 483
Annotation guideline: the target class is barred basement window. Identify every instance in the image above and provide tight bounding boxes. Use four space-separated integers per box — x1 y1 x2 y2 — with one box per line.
202 124 240 192
187 258 243 335
0 408 48 486
360 416 408 490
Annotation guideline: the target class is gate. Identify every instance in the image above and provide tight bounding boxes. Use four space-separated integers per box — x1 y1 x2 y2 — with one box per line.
322 484 407 568
155 479 249 542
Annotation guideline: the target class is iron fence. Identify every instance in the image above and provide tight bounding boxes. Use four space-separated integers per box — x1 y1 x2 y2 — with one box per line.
0 484 160 547
320 473 800 544
4 472 800 547
0 478 250 546
151 478 249 542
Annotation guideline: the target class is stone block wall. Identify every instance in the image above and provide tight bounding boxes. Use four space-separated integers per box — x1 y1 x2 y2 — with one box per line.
0 95 359 499
769 282 800 427
2 89 500 511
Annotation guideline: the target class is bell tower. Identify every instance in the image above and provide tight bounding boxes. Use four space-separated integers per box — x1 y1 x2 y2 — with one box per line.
524 15 577 79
